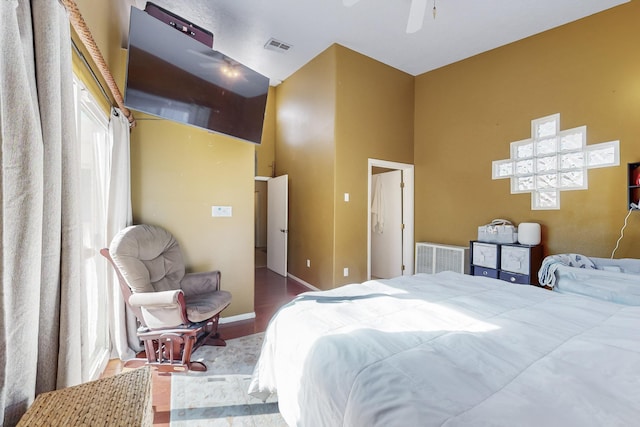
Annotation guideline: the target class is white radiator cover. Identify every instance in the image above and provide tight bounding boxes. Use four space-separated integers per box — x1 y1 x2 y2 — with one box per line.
415 242 470 275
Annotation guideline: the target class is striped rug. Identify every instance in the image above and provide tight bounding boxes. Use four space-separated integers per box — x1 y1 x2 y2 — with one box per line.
170 333 287 426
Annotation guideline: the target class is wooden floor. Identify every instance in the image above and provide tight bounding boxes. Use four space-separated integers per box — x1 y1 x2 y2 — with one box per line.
101 267 309 426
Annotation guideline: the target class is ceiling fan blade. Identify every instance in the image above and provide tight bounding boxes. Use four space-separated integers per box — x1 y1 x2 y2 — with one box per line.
343 0 360 6
406 0 427 33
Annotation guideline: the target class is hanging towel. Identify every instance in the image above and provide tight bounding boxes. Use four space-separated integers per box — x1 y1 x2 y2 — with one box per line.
371 175 385 234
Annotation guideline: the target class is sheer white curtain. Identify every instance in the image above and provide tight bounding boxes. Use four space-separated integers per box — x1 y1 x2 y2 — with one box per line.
106 107 138 359
75 80 112 380
0 0 82 425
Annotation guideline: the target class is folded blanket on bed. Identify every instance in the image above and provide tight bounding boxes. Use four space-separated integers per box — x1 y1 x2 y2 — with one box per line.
538 253 596 287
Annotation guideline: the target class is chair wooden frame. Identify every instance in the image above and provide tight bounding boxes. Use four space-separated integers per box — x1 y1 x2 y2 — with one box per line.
101 248 226 372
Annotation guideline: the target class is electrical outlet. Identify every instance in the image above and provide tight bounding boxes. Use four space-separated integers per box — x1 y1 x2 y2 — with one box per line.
306 259 311 268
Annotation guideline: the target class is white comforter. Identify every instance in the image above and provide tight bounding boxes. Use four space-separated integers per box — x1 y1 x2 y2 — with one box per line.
248 272 640 427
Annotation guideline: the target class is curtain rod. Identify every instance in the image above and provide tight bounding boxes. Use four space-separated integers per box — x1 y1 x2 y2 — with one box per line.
71 39 114 110
60 0 136 127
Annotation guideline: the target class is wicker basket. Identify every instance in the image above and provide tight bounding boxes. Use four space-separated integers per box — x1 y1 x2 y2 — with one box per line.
17 366 153 426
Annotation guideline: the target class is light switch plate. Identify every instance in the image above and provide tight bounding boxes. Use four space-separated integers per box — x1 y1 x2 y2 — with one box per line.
212 206 232 217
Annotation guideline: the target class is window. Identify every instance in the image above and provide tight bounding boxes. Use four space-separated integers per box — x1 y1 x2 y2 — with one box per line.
492 113 619 210
72 75 110 381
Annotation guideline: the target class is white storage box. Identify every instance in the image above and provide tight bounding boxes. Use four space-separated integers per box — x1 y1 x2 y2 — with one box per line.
471 242 499 269
477 219 518 244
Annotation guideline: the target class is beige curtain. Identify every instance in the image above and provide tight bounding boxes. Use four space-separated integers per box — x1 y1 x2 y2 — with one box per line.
0 0 82 425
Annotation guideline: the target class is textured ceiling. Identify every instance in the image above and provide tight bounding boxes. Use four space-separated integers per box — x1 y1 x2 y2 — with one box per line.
119 0 629 85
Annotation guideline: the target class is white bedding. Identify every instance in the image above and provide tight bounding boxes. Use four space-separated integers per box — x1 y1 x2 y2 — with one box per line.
248 272 640 427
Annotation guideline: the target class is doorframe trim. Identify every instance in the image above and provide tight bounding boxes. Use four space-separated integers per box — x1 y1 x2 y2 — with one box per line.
367 159 415 280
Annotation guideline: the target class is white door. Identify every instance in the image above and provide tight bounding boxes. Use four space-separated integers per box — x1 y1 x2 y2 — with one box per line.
371 170 403 279
267 174 288 276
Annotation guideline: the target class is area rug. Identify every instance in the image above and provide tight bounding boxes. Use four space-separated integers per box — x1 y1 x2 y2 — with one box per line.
170 333 287 426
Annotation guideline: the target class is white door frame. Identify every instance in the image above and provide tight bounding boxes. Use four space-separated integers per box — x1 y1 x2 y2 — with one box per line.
367 159 414 280
371 170 403 279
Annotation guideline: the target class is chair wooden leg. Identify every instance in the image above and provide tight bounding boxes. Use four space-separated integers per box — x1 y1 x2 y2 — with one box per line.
181 334 195 365
160 334 184 363
144 339 158 363
186 361 207 372
122 358 149 370
125 319 228 372
127 330 205 372
204 332 226 347
154 334 206 372
201 315 226 347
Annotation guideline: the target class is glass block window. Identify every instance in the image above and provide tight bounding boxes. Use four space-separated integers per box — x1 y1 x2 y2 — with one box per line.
492 159 513 178
492 113 620 210
587 141 620 168
537 156 557 173
536 138 557 156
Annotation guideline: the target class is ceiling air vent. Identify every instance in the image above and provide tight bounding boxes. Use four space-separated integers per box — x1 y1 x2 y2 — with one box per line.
264 38 292 53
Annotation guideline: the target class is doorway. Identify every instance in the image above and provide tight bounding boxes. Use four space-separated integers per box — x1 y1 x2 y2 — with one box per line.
254 178 268 268
367 159 414 280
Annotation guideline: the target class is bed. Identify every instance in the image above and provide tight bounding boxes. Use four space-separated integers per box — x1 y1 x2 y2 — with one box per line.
248 271 640 426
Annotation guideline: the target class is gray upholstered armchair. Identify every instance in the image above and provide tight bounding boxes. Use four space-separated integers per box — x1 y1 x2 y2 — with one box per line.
101 224 232 372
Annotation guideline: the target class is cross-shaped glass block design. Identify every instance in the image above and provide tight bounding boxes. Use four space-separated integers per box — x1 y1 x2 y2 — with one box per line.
492 113 619 210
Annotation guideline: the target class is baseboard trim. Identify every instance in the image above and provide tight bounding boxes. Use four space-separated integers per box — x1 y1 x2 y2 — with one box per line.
220 312 256 324
221 273 318 324
287 273 320 291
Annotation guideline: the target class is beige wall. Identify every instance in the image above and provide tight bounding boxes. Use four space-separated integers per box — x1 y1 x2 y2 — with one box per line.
74 0 122 68
130 119 256 316
333 45 414 285
276 44 414 289
275 46 337 289
414 1 640 258
255 87 277 177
